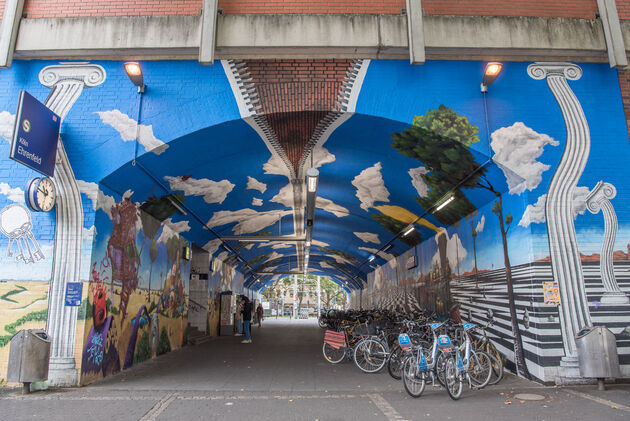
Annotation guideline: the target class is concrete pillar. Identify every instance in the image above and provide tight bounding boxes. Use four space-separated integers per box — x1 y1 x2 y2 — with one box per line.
527 63 591 377
0 0 25 68
316 275 321 316
293 274 298 318
39 63 106 386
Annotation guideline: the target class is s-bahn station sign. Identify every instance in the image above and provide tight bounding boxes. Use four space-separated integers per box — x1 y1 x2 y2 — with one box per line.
9 91 61 177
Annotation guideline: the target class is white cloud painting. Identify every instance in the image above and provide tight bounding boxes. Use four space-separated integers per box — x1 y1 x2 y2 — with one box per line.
491 123 559 195
97 110 169 155
247 176 267 194
354 232 380 244
352 162 390 211
207 208 292 235
519 186 591 227
0 182 25 203
0 111 15 142
165 175 235 204
409 166 429 198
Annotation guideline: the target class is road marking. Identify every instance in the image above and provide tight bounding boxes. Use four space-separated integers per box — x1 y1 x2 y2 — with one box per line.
367 393 409 421
564 389 630 412
139 392 177 421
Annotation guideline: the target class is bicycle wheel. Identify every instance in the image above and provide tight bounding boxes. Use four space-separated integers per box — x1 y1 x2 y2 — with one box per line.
487 351 504 385
353 338 388 373
467 351 492 389
318 318 328 328
435 351 448 387
387 345 403 380
402 354 426 398
322 342 345 364
444 355 463 400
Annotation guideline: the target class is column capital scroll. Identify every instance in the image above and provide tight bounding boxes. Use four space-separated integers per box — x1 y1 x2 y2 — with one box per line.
527 62 582 81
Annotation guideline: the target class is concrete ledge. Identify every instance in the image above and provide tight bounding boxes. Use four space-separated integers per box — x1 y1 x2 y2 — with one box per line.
13 14 611 62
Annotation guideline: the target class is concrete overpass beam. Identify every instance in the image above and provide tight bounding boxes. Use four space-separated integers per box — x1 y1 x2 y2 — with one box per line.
597 0 628 67
0 0 25 68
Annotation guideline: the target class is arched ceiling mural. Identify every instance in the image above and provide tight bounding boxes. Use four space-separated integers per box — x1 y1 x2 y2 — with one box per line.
99 59 522 291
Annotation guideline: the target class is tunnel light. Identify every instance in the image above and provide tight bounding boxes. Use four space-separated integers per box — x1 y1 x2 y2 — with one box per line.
481 62 503 92
368 255 375 263
124 62 145 93
435 195 455 212
305 240 311 247
402 225 415 237
382 244 393 252
306 168 319 193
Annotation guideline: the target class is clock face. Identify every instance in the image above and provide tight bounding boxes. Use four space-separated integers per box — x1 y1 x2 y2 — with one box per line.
35 177 56 212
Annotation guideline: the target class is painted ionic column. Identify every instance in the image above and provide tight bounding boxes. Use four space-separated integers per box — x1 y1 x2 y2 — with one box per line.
585 181 629 304
527 63 592 367
39 63 106 386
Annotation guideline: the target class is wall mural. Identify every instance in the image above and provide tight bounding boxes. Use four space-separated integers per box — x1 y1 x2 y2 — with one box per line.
0 59 629 385
351 62 630 383
80 187 192 384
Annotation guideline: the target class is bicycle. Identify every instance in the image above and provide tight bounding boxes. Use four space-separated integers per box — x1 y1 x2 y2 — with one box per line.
471 320 504 385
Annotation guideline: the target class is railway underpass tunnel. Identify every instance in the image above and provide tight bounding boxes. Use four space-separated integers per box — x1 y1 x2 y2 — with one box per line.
2 58 629 388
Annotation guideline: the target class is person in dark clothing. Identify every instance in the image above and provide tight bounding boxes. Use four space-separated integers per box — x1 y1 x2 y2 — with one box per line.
256 303 264 327
241 296 253 343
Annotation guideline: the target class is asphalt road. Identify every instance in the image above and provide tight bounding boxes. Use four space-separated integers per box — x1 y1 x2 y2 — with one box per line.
1 318 628 420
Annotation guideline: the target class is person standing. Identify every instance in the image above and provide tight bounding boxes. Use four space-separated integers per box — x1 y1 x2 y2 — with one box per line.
241 296 253 344
234 296 244 336
256 303 264 327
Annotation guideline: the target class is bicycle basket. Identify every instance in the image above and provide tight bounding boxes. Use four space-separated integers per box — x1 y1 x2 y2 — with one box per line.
353 322 376 336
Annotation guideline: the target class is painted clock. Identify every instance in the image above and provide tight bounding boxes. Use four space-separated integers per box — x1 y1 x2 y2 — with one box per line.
26 177 57 212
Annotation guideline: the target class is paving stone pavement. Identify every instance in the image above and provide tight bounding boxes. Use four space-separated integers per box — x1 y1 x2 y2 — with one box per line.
1 318 629 420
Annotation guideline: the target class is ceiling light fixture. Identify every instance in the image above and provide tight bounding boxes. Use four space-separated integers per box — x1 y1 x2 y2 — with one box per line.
382 244 393 252
435 195 455 212
306 168 319 193
402 225 415 237
368 255 375 262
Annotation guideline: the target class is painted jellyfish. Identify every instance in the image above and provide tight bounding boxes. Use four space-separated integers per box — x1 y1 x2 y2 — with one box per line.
0 203 45 264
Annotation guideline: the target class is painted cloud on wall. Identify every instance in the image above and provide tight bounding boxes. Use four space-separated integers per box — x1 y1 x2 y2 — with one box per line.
165 175 235 204
409 166 429 198
247 176 267 194
432 231 467 273
0 182 25 203
519 186 591 227
359 246 395 263
76 180 99 209
271 182 348 217
352 162 390 211
252 198 263 206
263 154 291 178
491 123 559 194
97 110 169 155
311 145 336 169
0 111 15 141
354 232 380 244
157 218 191 244
475 215 485 233
207 208 292 235
203 238 222 257
96 189 116 219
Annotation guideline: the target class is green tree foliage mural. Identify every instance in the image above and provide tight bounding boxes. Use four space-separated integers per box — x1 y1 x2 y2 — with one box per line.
370 213 422 247
390 105 532 380
141 211 162 301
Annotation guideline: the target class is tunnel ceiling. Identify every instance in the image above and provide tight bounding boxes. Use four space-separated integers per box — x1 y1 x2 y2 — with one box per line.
100 60 519 291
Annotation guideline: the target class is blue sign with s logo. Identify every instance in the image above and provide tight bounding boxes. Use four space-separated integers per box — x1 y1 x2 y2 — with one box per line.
9 91 61 177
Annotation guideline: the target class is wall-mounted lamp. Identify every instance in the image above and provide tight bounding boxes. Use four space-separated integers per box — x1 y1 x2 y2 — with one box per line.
124 62 145 93
402 225 415 237
435 195 455 212
480 62 503 93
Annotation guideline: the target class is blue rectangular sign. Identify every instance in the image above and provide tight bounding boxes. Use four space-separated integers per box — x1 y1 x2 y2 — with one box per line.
9 91 60 177
64 282 83 307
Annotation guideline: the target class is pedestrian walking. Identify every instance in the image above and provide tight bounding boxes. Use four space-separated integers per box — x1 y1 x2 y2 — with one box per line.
234 296 244 336
256 303 264 327
241 296 252 344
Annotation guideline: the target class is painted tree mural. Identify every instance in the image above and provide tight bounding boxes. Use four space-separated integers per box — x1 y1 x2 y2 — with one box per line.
391 105 532 379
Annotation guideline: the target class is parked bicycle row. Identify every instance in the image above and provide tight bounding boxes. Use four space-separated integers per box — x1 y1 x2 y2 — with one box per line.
319 310 504 400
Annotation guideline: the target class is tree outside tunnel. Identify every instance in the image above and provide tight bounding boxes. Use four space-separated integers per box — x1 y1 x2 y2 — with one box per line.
390 105 532 380
262 275 347 315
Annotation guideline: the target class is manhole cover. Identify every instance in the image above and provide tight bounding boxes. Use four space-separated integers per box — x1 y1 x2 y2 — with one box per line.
514 393 545 401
